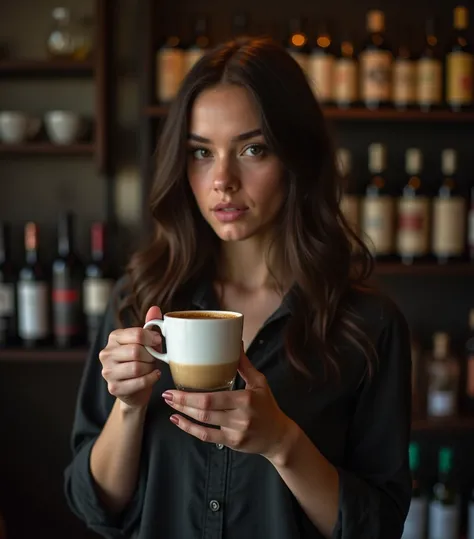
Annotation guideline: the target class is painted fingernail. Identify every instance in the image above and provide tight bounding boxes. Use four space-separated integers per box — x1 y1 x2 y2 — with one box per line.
170 415 179 425
162 391 173 401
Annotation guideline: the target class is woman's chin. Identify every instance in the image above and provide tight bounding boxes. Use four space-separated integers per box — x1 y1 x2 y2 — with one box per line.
213 223 254 242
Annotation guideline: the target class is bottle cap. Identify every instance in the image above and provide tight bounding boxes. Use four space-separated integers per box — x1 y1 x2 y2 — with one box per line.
367 10 385 33
442 149 457 176
406 148 423 175
368 143 386 174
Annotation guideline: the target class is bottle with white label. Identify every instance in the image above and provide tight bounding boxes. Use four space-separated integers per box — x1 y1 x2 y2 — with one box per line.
286 18 309 74
427 332 459 418
417 18 442 112
446 6 473 111
337 148 359 238
428 447 459 539
359 10 392 110
308 23 335 105
183 15 210 78
361 143 395 258
334 40 358 109
397 148 430 264
155 32 185 103
83 222 114 345
17 222 50 347
392 29 416 110
0 222 16 346
402 442 427 539
432 149 466 264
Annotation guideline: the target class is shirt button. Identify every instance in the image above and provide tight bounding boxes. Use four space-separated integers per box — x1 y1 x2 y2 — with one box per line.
209 500 220 512
216 443 224 450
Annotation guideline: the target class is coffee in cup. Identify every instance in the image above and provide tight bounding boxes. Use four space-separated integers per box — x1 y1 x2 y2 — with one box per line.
143 310 243 392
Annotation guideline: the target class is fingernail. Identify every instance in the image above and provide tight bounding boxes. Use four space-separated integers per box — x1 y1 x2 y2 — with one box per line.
170 415 179 425
162 391 173 401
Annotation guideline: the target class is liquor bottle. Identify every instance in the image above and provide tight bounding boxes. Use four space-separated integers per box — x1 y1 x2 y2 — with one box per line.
52 212 84 347
469 185 474 260
446 6 473 111
337 148 359 237
0 222 16 346
432 149 466 264
361 143 395 258
359 10 392 110
183 15 209 77
427 332 460 418
308 22 335 105
17 222 50 347
83 222 114 345
333 39 358 109
417 17 442 111
392 29 416 110
428 447 460 539
464 309 474 414
286 18 309 73
402 442 427 539
396 148 430 264
155 30 185 103
230 13 249 38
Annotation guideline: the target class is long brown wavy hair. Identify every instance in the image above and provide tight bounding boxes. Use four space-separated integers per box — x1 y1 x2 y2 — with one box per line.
120 36 375 378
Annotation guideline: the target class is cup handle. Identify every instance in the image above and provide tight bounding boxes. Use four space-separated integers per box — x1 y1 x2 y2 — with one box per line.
143 319 169 364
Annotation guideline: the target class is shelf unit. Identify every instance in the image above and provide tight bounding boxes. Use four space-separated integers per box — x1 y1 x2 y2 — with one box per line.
0 142 95 156
0 59 95 77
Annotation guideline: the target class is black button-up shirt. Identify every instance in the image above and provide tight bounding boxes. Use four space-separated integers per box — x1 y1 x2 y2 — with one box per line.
64 279 412 539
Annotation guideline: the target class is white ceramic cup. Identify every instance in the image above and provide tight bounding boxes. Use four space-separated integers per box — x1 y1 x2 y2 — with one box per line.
44 110 83 145
0 111 41 144
144 310 244 392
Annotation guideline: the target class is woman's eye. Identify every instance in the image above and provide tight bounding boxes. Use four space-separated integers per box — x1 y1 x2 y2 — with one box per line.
190 148 212 160
243 144 266 157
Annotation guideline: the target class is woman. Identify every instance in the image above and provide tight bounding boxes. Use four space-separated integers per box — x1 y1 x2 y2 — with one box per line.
65 36 412 539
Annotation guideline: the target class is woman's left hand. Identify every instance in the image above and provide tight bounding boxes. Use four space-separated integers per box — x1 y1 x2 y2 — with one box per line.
162 351 297 461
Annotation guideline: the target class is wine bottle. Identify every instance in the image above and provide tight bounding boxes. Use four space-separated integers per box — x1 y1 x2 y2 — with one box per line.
17 222 50 347
308 22 335 105
183 15 209 77
155 29 185 103
392 29 416 110
432 149 466 264
417 17 442 111
396 148 430 264
52 212 84 347
286 17 309 73
446 6 473 111
402 442 427 539
361 143 395 258
337 148 359 237
428 447 460 539
334 40 358 109
0 222 16 346
83 222 114 345
359 10 392 110
464 309 474 414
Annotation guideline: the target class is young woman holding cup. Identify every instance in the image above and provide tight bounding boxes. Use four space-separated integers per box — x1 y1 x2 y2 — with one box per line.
65 37 411 539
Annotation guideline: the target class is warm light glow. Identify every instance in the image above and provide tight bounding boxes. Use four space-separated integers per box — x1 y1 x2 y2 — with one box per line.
409 177 421 189
291 33 306 47
317 36 331 48
341 41 354 56
427 35 437 47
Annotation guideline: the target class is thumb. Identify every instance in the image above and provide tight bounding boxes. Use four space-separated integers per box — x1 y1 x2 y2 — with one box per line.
145 305 162 324
237 343 264 389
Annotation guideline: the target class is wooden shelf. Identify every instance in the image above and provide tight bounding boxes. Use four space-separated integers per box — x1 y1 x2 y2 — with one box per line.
0 347 88 362
145 105 474 123
375 262 474 276
0 59 94 77
412 417 474 432
0 142 95 156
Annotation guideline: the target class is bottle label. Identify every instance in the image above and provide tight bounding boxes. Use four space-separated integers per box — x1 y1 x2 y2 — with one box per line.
469 209 474 247
52 281 82 338
417 58 442 105
429 501 459 539
397 197 430 255
432 197 466 256
393 59 416 105
447 51 473 104
360 50 392 102
340 195 360 233
290 51 309 74
402 497 427 539
184 49 205 75
18 281 49 340
334 59 358 103
83 278 114 316
361 196 394 255
428 390 456 417
156 48 185 102
0 283 14 317
308 54 334 102
467 356 474 398
468 501 474 539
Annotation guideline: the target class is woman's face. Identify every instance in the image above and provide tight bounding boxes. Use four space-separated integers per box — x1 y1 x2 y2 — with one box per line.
187 84 286 243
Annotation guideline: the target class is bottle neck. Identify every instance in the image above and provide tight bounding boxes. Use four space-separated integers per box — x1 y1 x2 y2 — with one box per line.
26 248 38 265
58 215 74 257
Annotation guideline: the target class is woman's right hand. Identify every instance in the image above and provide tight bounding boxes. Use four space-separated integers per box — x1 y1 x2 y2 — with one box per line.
99 306 163 410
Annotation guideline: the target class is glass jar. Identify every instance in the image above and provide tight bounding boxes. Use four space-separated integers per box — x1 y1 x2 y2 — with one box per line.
46 7 76 58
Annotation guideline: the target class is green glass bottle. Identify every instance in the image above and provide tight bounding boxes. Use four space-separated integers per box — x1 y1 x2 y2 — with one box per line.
402 442 427 539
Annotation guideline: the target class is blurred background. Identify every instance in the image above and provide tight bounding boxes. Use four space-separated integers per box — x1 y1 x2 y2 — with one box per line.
0 0 474 538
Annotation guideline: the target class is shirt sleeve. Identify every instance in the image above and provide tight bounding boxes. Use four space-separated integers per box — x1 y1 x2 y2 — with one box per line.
332 299 412 539
63 286 145 539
